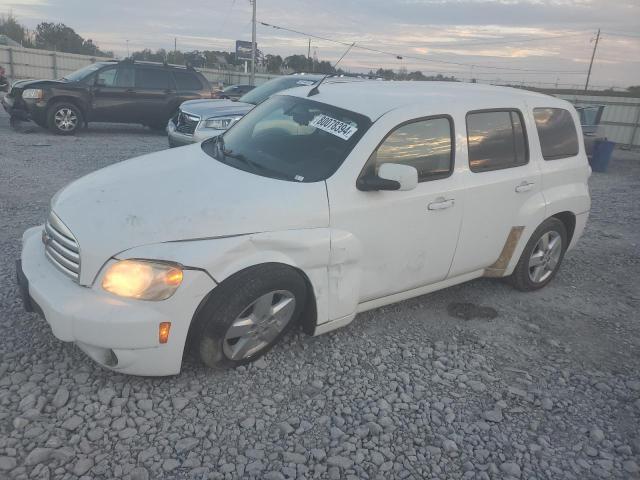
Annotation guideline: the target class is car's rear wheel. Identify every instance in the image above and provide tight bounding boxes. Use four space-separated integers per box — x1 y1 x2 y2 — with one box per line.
508 217 568 291
193 264 307 368
47 102 82 135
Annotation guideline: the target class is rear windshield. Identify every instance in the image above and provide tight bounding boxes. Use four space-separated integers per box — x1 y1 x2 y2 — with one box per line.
238 76 319 105
202 95 371 182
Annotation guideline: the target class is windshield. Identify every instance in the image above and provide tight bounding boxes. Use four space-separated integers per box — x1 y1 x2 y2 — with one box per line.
202 95 371 182
238 76 319 105
63 63 104 82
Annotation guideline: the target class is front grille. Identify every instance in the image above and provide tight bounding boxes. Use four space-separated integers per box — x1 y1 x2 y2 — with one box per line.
174 110 200 135
43 212 80 281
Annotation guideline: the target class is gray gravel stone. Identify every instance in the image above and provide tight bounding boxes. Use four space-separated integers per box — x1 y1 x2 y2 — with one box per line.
1 114 638 480
0 456 17 471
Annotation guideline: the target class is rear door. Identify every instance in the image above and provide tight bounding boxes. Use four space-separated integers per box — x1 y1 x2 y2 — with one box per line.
448 106 546 278
133 67 173 123
90 65 136 122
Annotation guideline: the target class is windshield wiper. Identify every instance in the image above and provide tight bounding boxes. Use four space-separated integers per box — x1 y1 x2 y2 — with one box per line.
214 136 290 180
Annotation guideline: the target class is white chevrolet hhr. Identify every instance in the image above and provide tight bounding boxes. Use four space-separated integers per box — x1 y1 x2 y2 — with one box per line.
18 81 590 376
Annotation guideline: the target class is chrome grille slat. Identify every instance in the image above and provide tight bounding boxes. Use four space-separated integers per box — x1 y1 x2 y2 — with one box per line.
45 223 77 251
175 110 200 135
47 236 80 263
44 212 80 281
45 251 79 278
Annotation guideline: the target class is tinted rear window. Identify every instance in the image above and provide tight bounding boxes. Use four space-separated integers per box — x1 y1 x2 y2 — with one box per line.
533 108 580 160
466 110 528 172
135 68 170 89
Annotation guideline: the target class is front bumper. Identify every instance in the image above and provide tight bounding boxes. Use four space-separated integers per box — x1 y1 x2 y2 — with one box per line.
166 120 224 148
1 95 30 120
18 227 216 376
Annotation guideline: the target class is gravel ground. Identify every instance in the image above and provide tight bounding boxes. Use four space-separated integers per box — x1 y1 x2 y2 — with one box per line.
0 109 639 480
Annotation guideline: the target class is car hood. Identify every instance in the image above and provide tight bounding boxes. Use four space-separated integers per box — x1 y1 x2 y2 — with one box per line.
50 144 329 285
11 78 67 92
179 98 254 118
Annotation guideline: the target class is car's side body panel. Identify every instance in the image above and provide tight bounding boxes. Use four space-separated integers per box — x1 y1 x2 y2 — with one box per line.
119 229 332 329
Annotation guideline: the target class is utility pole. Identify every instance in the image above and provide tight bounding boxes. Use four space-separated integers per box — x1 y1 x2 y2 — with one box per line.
584 28 600 92
308 38 311 72
174 37 177 63
250 0 257 86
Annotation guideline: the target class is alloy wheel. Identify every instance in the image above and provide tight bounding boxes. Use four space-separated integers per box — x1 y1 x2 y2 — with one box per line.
223 290 296 360
528 230 562 283
54 107 78 132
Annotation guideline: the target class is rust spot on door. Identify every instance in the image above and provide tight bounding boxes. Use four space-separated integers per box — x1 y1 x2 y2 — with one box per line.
484 226 524 278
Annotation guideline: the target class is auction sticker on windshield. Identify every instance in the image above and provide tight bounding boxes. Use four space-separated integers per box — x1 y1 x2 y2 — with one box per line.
310 114 358 140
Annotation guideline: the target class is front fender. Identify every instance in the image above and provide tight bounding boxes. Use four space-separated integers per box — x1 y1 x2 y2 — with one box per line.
116 229 331 327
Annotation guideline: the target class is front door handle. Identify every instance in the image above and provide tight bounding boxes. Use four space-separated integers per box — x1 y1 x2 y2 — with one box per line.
515 181 535 193
428 198 455 211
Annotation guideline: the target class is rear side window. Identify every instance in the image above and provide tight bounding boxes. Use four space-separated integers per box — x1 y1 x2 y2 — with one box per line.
135 68 170 90
467 110 528 172
533 108 580 160
368 117 454 182
115 66 134 88
173 71 202 91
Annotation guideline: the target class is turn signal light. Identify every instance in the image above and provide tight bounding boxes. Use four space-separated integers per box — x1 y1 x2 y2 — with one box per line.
159 322 171 344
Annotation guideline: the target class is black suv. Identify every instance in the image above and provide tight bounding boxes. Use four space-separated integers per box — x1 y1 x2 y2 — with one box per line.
2 59 213 134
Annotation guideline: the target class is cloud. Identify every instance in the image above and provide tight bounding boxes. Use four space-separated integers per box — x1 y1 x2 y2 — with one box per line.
2 0 638 87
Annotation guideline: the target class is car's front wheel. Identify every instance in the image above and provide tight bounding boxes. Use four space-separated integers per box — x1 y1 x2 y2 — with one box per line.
47 102 83 135
508 217 568 291
193 264 307 368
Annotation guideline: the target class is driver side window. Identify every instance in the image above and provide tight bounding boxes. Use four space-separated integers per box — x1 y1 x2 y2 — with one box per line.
366 116 454 182
95 67 117 87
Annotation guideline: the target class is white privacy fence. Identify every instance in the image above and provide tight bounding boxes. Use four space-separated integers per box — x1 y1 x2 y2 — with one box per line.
0 44 278 86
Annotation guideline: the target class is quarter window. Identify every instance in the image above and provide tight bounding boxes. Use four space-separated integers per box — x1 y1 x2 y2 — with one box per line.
467 110 528 172
533 108 580 160
135 68 170 90
173 71 202 91
368 117 454 182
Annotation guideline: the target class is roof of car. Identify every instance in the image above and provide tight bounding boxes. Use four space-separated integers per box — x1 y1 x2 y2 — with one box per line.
282 80 572 120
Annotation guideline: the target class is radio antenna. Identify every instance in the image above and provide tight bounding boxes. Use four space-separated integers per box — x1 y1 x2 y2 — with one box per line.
308 42 355 97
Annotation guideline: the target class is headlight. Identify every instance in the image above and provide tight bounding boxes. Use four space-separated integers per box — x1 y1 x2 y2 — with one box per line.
102 260 183 301
202 116 242 130
22 89 44 99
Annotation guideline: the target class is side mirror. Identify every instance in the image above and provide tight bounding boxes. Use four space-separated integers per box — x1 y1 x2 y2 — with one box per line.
357 163 418 192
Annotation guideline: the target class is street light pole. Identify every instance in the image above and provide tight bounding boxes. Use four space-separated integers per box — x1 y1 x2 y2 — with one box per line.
250 0 257 86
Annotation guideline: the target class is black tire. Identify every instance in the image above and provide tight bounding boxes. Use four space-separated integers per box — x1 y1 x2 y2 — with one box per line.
508 217 568 291
193 263 307 369
47 102 83 135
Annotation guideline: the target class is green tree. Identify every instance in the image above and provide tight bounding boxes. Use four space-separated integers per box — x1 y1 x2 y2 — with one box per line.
265 54 283 73
284 54 311 72
34 22 111 56
0 12 32 46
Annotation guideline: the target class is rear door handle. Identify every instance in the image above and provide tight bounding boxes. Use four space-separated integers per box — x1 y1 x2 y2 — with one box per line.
428 198 455 211
515 181 535 193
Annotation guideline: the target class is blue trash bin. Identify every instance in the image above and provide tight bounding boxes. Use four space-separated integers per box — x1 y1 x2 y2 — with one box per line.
590 140 615 173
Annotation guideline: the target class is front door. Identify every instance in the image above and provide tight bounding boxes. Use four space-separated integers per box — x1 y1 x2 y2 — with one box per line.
326 114 464 318
90 65 136 122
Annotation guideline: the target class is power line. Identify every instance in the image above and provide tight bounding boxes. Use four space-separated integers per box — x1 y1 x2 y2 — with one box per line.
259 21 587 74
425 31 590 47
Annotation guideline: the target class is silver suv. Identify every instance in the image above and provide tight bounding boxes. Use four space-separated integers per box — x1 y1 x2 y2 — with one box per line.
167 73 323 147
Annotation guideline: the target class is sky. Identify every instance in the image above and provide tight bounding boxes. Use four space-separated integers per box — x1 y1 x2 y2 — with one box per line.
3 0 640 89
